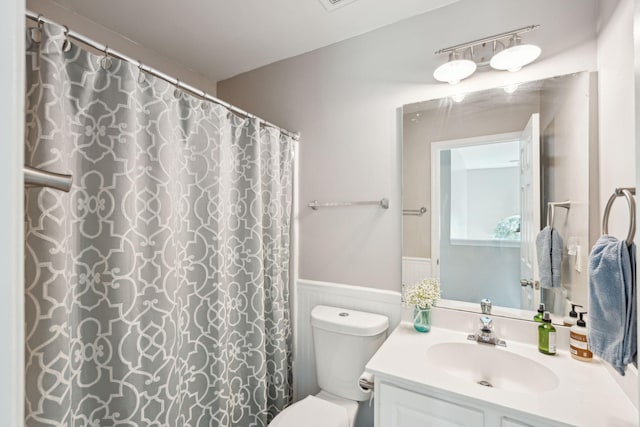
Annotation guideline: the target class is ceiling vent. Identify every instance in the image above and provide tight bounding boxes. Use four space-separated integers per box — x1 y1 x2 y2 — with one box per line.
318 0 359 12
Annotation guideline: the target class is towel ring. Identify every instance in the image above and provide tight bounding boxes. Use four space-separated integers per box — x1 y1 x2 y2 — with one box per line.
602 188 636 246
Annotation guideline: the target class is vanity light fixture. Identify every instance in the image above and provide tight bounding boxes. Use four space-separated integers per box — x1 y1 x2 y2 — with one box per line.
490 35 541 72
433 51 477 85
433 25 540 84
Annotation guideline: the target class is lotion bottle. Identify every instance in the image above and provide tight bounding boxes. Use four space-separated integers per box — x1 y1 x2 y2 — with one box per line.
533 303 545 322
570 312 593 362
563 303 582 326
538 312 557 355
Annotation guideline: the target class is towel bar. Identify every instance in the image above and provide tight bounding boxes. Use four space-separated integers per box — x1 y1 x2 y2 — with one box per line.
547 201 571 227
602 187 636 246
403 207 427 216
308 198 389 210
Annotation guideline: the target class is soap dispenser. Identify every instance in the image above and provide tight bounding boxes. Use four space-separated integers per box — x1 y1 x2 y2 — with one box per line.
534 303 545 322
570 312 593 362
563 303 582 326
538 312 557 355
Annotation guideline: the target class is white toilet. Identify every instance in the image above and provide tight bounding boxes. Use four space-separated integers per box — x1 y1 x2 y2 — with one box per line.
269 305 389 427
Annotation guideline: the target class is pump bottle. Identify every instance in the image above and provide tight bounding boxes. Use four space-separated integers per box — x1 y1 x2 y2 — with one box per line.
563 303 582 326
533 303 545 322
538 312 557 355
570 312 592 362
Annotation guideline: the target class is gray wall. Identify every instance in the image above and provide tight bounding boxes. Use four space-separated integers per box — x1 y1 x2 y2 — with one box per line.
597 0 636 241
218 0 598 291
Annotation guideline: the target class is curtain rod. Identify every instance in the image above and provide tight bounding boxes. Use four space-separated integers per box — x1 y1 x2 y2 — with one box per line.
25 10 301 141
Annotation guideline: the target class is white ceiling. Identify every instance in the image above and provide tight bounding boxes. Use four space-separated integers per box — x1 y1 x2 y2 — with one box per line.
46 0 460 83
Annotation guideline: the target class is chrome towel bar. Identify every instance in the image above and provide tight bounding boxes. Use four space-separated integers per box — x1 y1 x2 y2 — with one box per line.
602 187 636 246
308 198 389 210
403 207 427 216
24 165 73 192
547 201 571 227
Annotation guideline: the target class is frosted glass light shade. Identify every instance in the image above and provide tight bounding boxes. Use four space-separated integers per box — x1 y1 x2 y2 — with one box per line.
433 59 477 84
490 44 541 72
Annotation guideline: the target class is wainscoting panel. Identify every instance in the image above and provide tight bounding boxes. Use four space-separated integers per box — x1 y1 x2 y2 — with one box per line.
401 256 432 285
294 280 401 402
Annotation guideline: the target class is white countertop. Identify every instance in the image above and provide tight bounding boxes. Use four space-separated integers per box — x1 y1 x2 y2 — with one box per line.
366 322 638 427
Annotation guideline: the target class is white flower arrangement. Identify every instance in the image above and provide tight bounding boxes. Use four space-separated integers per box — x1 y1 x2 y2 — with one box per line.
404 278 441 310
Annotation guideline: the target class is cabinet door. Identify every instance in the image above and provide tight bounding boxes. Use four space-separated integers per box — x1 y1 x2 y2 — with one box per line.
379 383 485 427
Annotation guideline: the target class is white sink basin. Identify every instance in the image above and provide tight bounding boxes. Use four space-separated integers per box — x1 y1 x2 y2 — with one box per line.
425 342 559 393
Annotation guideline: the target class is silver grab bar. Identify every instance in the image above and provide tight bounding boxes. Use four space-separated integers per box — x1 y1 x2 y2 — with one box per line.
403 207 427 216
24 165 73 192
308 198 389 210
602 187 636 246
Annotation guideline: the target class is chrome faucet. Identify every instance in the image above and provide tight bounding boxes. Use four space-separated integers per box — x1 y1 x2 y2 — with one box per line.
467 316 506 347
480 298 492 314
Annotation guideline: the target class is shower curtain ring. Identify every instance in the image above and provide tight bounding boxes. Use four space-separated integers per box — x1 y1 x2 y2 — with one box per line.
174 79 182 98
137 60 146 83
100 46 113 70
62 25 72 52
30 15 44 44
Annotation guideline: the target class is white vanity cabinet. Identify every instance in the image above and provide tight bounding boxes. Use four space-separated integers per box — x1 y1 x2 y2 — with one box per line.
376 382 562 427
378 382 484 426
366 323 637 427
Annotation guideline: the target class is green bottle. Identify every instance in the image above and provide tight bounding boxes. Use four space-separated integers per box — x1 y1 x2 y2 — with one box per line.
533 303 545 322
538 311 557 355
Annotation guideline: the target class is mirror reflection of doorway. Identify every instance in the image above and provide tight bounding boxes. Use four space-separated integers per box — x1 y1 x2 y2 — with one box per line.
431 114 540 310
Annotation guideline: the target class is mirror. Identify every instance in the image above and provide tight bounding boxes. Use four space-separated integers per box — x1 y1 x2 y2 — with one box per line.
402 72 597 323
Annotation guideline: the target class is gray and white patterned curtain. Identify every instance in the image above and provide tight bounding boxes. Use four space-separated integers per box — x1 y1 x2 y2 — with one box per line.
25 23 293 427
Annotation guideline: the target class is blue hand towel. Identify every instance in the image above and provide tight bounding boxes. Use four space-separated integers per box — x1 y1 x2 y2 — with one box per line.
536 226 563 288
588 235 637 375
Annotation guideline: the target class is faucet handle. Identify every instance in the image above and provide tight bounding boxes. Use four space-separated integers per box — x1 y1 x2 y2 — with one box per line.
480 316 493 332
481 298 492 314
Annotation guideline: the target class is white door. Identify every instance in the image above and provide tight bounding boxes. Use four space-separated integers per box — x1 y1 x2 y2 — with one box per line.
519 113 541 311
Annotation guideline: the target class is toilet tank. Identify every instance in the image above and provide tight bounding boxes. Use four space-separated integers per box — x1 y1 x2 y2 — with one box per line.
310 305 389 402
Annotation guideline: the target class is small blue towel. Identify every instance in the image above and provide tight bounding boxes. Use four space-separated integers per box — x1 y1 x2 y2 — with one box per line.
536 226 563 288
588 235 637 375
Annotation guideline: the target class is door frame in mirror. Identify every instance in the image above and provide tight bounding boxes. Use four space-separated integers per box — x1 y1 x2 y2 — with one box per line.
430 131 522 280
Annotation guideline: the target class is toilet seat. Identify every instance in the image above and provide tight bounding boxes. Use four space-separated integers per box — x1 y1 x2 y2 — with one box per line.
269 395 350 427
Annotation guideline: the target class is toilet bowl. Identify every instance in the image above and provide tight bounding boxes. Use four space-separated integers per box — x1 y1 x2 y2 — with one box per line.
269 391 358 427
269 305 388 427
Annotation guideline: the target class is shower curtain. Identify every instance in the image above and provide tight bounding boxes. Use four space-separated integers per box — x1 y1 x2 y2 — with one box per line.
24 23 293 426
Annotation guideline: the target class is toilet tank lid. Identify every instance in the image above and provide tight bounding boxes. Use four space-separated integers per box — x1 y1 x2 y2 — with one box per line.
310 305 389 336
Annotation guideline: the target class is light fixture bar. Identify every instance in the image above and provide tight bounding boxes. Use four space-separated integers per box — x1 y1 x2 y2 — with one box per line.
434 25 539 55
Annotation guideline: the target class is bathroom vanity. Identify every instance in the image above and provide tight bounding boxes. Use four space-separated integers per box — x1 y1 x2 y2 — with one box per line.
366 322 637 427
